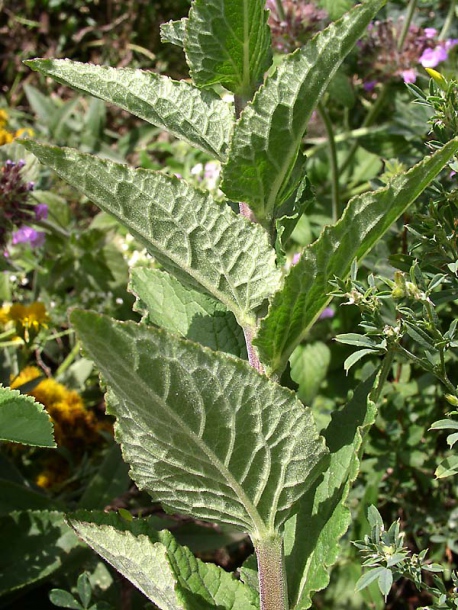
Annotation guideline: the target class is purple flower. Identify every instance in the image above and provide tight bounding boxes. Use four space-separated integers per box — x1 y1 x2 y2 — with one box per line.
402 68 417 84
12 226 45 248
34 203 48 220
424 28 437 39
319 307 334 320
420 45 448 68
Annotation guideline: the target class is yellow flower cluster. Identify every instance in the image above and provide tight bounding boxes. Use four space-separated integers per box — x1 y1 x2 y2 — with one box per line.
0 109 34 146
11 365 111 489
1 302 50 330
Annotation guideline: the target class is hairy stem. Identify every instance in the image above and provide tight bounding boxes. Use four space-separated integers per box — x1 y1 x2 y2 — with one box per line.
439 0 456 40
317 100 340 221
255 535 289 610
243 324 265 374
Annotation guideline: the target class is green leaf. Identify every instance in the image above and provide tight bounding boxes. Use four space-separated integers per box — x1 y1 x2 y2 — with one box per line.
21 140 281 329
378 568 393 600
0 478 63 515
221 0 386 225
283 372 378 608
318 0 355 20
160 18 187 47
0 385 55 447
77 572 92 608
0 511 85 596
24 59 233 160
430 419 458 431
49 590 83 609
129 267 247 358
289 342 331 405
343 348 382 374
68 510 259 610
435 455 458 479
355 566 386 592
70 310 328 536
77 443 130 510
185 0 271 97
255 137 458 375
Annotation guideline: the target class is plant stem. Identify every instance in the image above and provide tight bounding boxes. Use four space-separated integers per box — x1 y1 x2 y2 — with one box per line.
317 101 340 221
397 0 418 51
255 535 289 610
339 84 390 176
370 350 394 404
243 325 265 374
439 0 456 40
274 0 286 22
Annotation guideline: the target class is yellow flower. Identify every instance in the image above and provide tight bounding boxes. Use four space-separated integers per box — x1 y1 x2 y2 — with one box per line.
0 109 9 128
10 366 106 449
0 129 14 146
0 306 10 325
6 302 49 330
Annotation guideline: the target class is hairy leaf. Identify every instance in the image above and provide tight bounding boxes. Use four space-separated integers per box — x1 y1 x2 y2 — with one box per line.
0 385 55 447
283 372 378 608
69 511 259 609
129 267 247 358
24 59 233 160
71 310 328 536
256 138 458 375
221 0 386 225
185 0 271 97
160 18 187 47
22 140 281 329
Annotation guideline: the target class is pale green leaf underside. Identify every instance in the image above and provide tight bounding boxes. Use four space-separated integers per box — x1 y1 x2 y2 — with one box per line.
69 511 259 609
185 0 271 95
284 373 378 608
71 310 328 536
24 59 233 160
160 18 187 48
129 267 247 358
22 140 281 327
221 0 386 222
256 138 458 374
0 386 55 447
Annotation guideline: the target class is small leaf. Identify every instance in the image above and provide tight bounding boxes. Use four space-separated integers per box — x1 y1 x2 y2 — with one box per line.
49 590 83 609
71 310 328 536
24 59 233 160
343 348 381 374
335 334 378 348
367 505 384 530
77 572 92 609
0 385 55 447
185 0 271 96
21 140 281 328
378 568 393 600
430 419 458 431
355 566 386 592
435 456 458 479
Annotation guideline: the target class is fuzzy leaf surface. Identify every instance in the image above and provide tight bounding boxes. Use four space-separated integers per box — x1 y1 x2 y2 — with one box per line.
71 310 328 536
221 0 385 224
22 141 281 327
130 267 247 358
25 59 233 159
160 19 187 47
69 510 259 609
0 385 55 447
256 138 458 375
185 0 271 96
283 372 378 608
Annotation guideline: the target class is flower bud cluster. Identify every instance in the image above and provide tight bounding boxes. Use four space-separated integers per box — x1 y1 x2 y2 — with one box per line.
266 0 328 53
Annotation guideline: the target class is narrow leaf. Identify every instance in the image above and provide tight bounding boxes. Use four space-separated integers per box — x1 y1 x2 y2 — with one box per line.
24 59 233 160
49 590 82 609
344 348 381 373
283 372 378 608
185 0 271 96
129 267 247 358
69 511 259 610
256 138 458 375
22 140 281 328
221 0 386 224
70 310 328 536
0 385 55 447
355 566 386 592
430 419 458 431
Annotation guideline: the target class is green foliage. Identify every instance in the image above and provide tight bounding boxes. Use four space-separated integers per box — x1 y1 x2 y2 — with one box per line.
0 385 55 447
4 0 458 608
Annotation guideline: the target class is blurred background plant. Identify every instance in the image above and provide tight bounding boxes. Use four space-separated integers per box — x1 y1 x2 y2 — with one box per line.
1 0 458 609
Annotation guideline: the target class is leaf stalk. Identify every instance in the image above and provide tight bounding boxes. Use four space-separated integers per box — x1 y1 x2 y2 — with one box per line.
255 534 289 610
